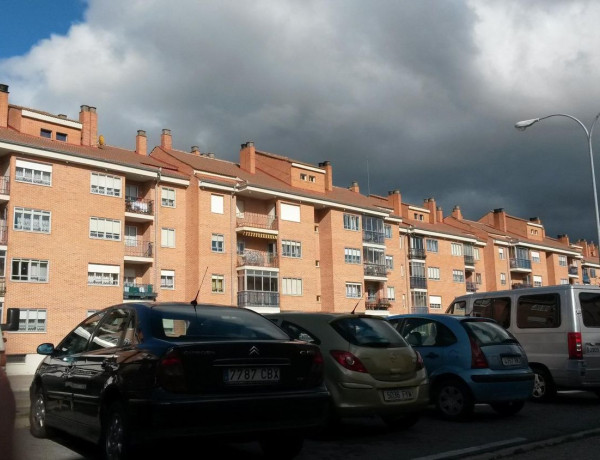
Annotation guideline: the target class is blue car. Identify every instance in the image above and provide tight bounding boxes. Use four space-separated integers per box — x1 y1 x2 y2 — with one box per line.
387 314 534 420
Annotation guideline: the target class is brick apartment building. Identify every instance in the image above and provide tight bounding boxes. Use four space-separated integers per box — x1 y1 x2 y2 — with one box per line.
1 82 599 362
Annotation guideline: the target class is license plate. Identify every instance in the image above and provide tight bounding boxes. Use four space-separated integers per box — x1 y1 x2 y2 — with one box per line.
502 356 522 366
224 367 280 384
383 388 415 402
586 344 600 353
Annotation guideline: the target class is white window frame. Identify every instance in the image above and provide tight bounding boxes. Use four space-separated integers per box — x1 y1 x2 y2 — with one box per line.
387 286 395 301
531 251 541 263
385 255 394 270
426 239 439 253
161 228 175 248
500 273 507 285
18 308 47 332
452 269 465 283
498 248 505 260
533 275 543 287
90 172 122 197
161 269 175 289
558 255 567 267
429 295 442 310
384 225 392 239
282 240 302 258
87 263 120 286
428 267 440 280
344 248 361 264
211 274 225 293
343 214 360 231
451 243 463 256
15 159 52 186
13 207 51 233
211 194 224 214
345 282 362 298
211 234 225 253
281 203 301 222
161 187 176 207
282 277 303 296
11 258 49 282
90 217 121 241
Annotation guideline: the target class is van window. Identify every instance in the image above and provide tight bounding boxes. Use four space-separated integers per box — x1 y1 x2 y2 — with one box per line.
579 292 600 327
447 300 466 315
516 294 560 328
472 298 511 328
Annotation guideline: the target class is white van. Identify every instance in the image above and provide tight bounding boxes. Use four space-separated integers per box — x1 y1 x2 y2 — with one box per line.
446 285 600 401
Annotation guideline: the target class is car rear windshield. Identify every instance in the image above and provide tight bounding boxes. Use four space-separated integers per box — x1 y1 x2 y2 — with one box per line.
331 317 408 348
151 307 290 341
579 292 600 327
462 319 518 346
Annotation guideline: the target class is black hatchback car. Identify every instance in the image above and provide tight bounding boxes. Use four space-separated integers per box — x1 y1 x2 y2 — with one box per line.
29 302 329 460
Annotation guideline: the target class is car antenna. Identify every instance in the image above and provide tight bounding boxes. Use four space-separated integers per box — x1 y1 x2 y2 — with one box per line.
191 266 209 311
350 296 363 315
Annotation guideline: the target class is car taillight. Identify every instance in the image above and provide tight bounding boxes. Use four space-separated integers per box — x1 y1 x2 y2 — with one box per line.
307 348 325 386
568 332 583 359
157 349 188 392
414 350 425 371
330 350 368 373
469 336 488 369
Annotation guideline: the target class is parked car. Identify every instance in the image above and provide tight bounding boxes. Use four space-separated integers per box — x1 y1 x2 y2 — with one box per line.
387 314 534 420
29 302 330 460
266 312 430 429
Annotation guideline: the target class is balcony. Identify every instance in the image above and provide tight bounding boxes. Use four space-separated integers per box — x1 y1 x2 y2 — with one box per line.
363 230 385 245
125 198 154 222
237 291 279 308
512 283 533 290
466 281 477 293
464 255 475 266
237 250 278 268
410 276 427 289
0 278 6 296
510 258 531 271
236 212 278 231
0 225 7 245
408 248 426 260
411 307 429 314
123 283 157 300
364 263 387 278
124 239 153 263
365 297 391 311
568 266 579 277
0 176 9 198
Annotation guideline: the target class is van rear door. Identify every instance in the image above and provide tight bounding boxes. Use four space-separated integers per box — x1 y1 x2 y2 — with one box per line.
577 291 600 385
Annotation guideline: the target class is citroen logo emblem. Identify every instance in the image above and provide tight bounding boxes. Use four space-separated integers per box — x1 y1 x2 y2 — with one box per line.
249 346 260 356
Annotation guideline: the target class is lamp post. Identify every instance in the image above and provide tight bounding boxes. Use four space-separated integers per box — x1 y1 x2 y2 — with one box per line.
515 113 600 266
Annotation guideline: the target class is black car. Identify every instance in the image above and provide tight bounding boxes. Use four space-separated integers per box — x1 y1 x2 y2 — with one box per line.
29 302 329 460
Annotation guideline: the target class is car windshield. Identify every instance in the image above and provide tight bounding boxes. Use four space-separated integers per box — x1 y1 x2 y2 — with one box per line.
331 317 408 348
462 319 518 346
151 307 290 341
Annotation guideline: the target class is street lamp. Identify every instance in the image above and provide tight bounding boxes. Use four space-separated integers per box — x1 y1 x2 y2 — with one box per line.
515 113 600 266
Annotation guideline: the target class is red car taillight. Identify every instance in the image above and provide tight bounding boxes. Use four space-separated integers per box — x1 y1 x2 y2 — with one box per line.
307 348 325 385
414 350 425 371
330 350 368 373
568 332 583 359
157 349 188 392
469 336 488 369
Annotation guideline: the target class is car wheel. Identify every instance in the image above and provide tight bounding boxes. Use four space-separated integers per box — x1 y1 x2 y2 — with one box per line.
490 400 525 416
435 378 474 421
103 402 132 460
260 433 304 460
531 366 556 402
29 387 54 439
381 413 420 430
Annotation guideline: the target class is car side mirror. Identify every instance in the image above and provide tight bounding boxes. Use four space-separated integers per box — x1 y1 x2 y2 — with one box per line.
36 343 55 355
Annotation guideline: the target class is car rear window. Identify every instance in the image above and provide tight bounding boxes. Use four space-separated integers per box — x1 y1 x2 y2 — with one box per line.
579 292 600 327
331 317 408 348
462 319 517 346
152 307 290 341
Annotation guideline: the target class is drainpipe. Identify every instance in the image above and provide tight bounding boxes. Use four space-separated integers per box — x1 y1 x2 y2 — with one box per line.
155 167 162 295
230 184 238 306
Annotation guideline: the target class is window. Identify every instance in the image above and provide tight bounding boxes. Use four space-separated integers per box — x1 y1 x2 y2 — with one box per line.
384 225 392 239
343 214 360 231
0 250 5 277
161 187 176 207
452 269 465 283
161 270 175 289
428 267 440 280
300 173 307 180
309 175 315 182
531 229 538 235
90 217 121 240
15 159 52 186
385 255 394 270
40 129 52 138
56 132 67 142
531 251 541 263
517 293 560 329
13 207 51 233
411 291 427 308
90 172 122 197
87 264 119 286
11 258 48 282
387 286 395 301
211 275 224 293
533 275 543 287
211 194 224 214
237 269 278 294
282 240 302 258
282 277 303 295
560 278 569 285
346 282 362 298
476 273 482 285
429 295 442 310
161 228 175 247
558 255 567 267
211 234 224 253
281 203 300 222
451 243 463 256
18 309 46 332
426 239 438 252
237 241 245 255
592 268 597 278
344 248 361 264
474 248 480 260
500 273 507 285
498 248 505 260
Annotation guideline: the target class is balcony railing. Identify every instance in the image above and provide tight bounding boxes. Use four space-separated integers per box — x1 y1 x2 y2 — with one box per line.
0 225 7 245
125 198 154 215
365 297 391 310
364 263 387 277
238 291 279 308
411 307 429 314
512 283 533 290
408 248 426 260
464 255 475 266
236 212 278 230
466 281 477 292
0 278 6 296
363 230 385 245
568 266 579 276
510 258 531 270
123 283 157 300
0 176 9 195
410 276 427 289
237 250 278 268
124 239 153 257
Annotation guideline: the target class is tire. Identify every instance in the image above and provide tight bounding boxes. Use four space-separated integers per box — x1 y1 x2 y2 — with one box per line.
434 378 474 421
102 402 132 460
490 400 525 416
382 413 420 430
29 387 54 439
531 367 556 402
260 433 304 460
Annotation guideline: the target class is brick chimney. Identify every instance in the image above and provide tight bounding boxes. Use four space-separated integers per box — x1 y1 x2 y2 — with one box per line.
557 234 570 246
0 84 9 128
161 129 172 150
437 206 444 222
318 161 333 192
240 141 256 173
191 146 201 156
424 198 437 224
493 208 507 232
530 217 541 224
79 105 98 146
387 190 402 215
451 205 463 220
136 130 147 156
349 181 359 193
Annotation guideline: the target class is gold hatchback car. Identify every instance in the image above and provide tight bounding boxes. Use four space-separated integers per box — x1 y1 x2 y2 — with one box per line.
267 312 430 429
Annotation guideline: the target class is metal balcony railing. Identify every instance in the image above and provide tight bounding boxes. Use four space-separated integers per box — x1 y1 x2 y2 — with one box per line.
0 278 6 296
362 230 385 245
365 297 391 310
410 276 427 289
125 198 154 215
411 307 429 314
466 281 478 292
237 291 279 308
568 266 579 276
408 248 426 260
464 255 475 266
512 283 533 290
123 283 157 300
124 239 153 257
364 263 387 277
510 258 531 270
236 212 278 230
0 225 7 245
237 250 278 268
0 176 9 195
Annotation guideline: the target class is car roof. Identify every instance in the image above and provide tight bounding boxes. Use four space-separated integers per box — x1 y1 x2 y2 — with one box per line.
267 312 385 321
388 313 493 323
